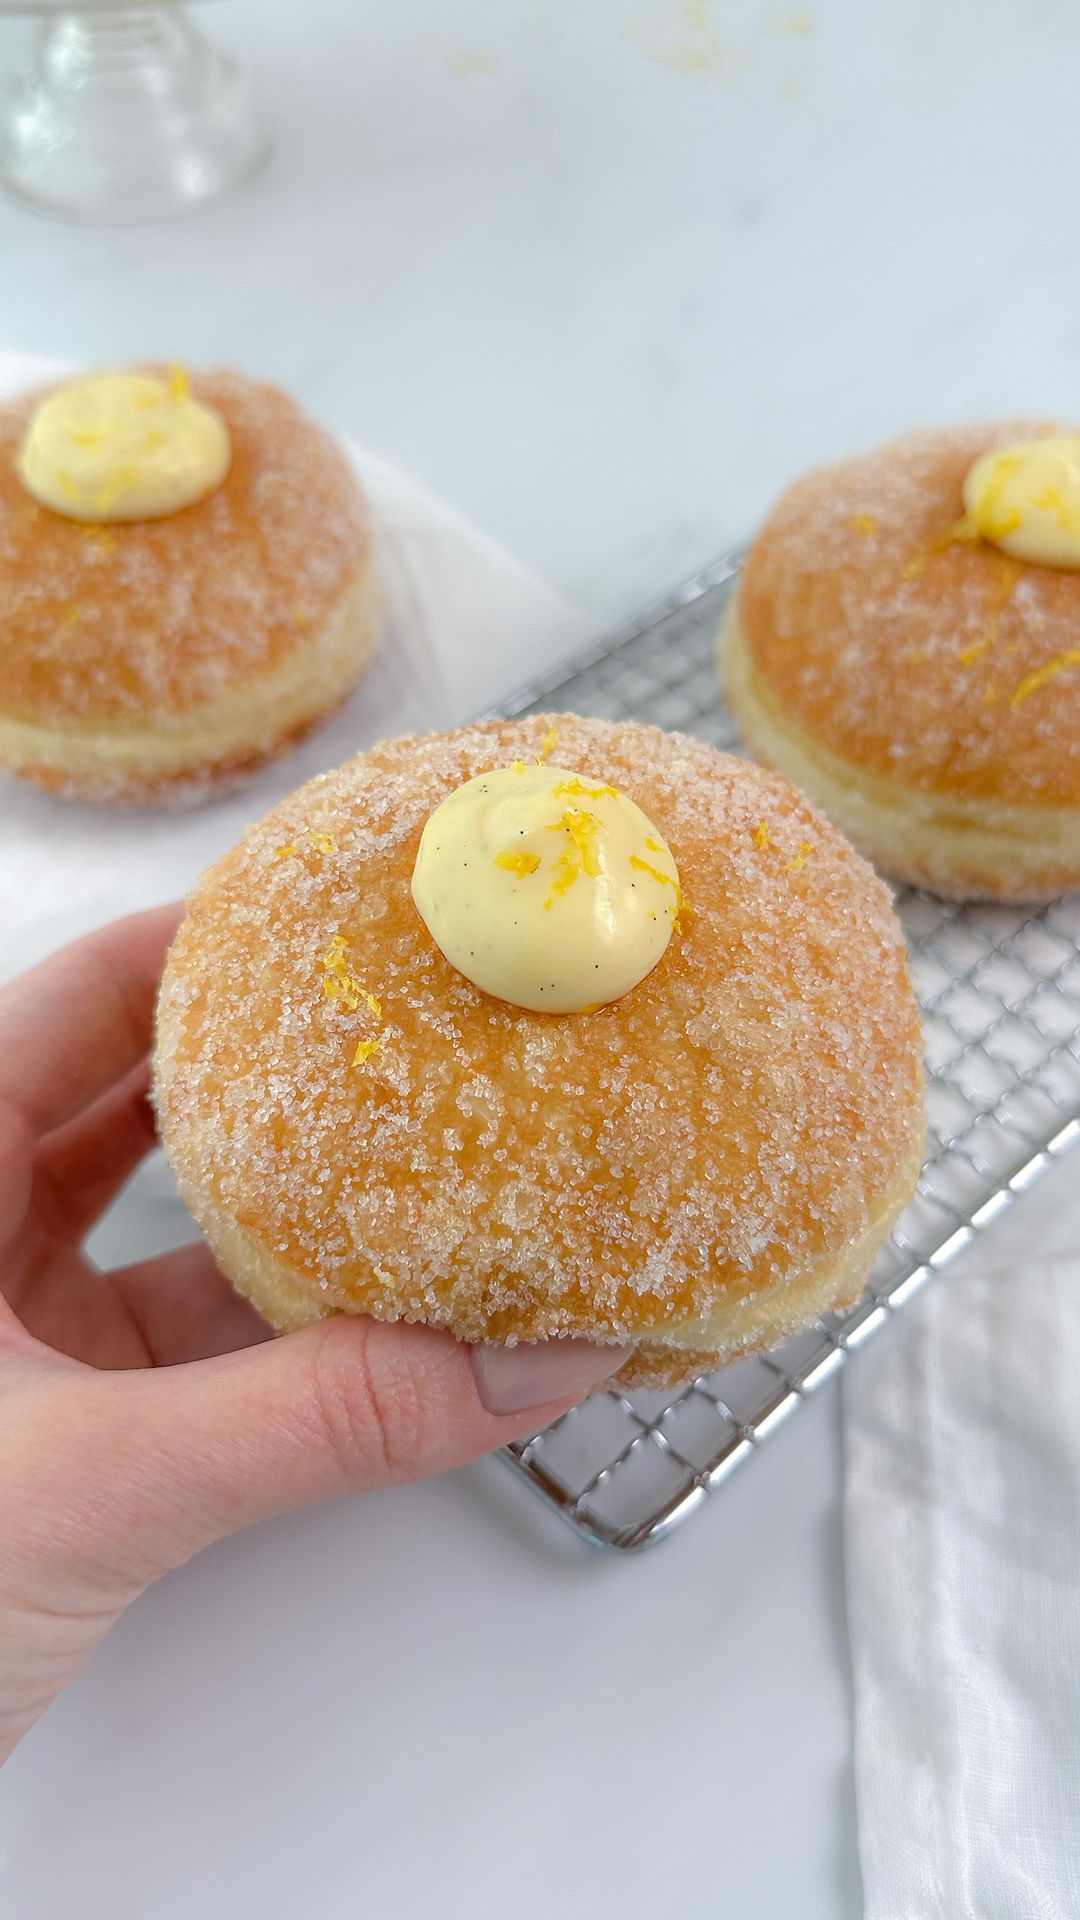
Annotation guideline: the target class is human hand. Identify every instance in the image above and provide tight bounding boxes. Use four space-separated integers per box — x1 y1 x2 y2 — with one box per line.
0 906 626 1764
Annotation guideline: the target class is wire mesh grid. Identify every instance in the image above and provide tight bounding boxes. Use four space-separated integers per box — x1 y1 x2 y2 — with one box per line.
487 552 1080 1552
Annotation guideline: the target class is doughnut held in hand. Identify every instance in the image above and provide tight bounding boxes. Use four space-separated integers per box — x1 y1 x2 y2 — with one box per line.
154 714 924 1389
721 423 1080 901
0 367 379 805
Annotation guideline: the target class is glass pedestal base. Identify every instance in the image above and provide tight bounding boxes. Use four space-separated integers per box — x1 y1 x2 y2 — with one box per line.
0 7 270 224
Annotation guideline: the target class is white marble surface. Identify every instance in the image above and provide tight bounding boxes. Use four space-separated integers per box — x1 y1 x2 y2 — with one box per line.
5 0 1080 632
2 2 1080 1913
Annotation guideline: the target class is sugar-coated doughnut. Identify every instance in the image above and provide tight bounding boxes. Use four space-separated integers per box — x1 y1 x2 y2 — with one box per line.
721 423 1080 902
154 714 924 1389
0 369 379 805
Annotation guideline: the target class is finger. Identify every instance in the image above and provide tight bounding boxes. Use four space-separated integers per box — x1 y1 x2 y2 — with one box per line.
62 1319 630 1584
0 902 183 1138
34 1060 156 1239
110 1243 273 1365
0 1099 35 1258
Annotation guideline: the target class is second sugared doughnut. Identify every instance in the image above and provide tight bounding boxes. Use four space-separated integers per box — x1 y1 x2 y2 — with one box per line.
721 423 1080 901
0 366 379 805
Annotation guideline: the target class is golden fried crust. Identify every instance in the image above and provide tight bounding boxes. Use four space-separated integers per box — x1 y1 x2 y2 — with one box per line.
721 603 1080 902
1 690 345 808
0 567 381 805
0 368 373 728
154 716 924 1371
611 1182 898 1387
735 423 1080 812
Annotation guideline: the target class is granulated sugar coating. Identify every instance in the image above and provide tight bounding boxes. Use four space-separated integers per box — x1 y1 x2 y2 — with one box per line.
0 369 378 805
154 715 924 1387
738 423 1080 807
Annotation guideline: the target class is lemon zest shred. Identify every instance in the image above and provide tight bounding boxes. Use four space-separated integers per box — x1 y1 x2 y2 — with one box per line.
783 841 814 873
542 821 591 906
629 853 677 889
850 514 877 536
907 514 981 579
957 557 1020 666
278 830 335 859
543 849 580 908
322 934 381 1019
1031 483 1080 534
494 849 541 878
1010 649 1080 708
352 1038 382 1066
323 973 363 1010
970 453 1024 541
547 808 601 878
564 810 602 878
944 512 982 545
753 821 772 849
93 464 140 516
899 510 983 568
671 892 692 934
553 777 618 800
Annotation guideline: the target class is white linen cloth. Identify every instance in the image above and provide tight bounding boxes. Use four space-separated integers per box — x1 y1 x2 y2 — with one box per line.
844 1215 1080 1916
0 348 590 980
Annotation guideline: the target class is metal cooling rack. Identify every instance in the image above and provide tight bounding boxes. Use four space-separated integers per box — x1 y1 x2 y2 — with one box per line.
489 552 1080 1552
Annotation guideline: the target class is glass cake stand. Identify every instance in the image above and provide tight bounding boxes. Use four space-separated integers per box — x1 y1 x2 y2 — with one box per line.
0 3 269 223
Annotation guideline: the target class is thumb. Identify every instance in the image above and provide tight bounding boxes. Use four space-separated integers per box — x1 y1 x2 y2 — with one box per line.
67 1319 629 1584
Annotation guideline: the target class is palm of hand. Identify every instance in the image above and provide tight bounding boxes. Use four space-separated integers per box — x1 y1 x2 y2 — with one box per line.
0 906 270 1764
0 902 624 1768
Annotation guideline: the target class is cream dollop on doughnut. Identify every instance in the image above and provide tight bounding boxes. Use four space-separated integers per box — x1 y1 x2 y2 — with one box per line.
963 433 1080 569
17 367 231 522
410 760 681 1012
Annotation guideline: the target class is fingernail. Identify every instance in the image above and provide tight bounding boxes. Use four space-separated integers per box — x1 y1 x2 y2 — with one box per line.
471 1338 631 1415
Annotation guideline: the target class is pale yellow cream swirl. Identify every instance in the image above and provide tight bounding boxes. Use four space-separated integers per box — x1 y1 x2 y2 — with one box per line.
963 434 1080 569
17 368 231 523
410 762 682 1013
